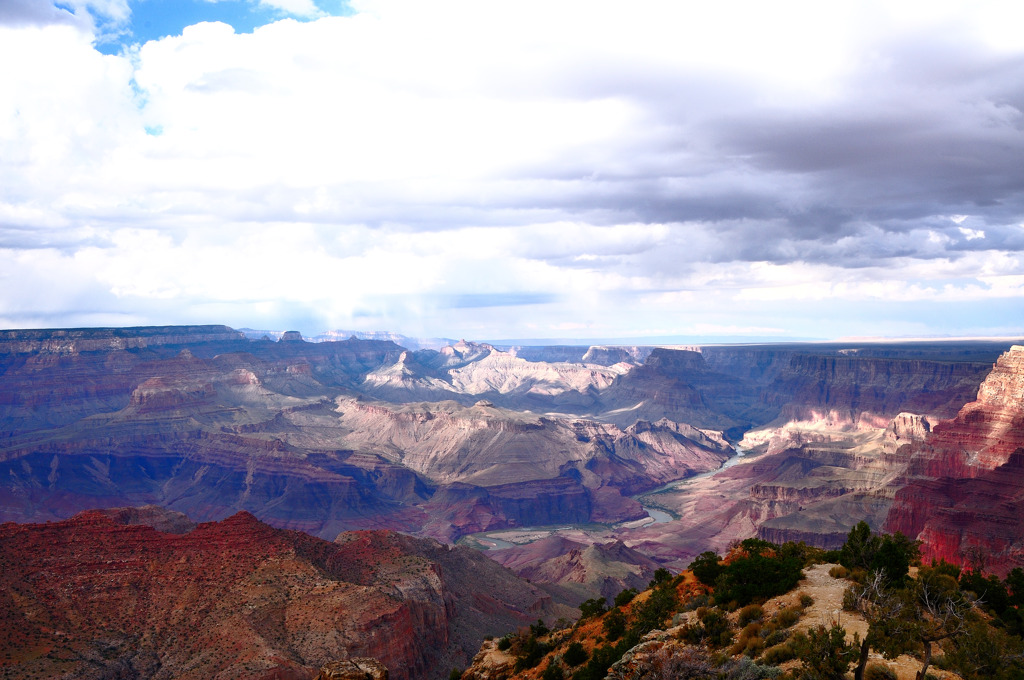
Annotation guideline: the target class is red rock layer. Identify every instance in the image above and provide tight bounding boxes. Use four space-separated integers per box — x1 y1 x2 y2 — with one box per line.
885 346 1024 574
0 510 566 680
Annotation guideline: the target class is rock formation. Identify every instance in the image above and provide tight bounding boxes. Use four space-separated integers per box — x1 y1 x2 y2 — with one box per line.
0 509 572 680
885 345 1024 574
489 536 663 601
316 659 389 680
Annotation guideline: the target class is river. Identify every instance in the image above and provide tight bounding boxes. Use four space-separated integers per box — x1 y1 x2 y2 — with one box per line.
459 444 750 549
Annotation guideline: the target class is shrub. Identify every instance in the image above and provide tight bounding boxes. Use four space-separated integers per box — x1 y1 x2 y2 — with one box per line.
602 608 626 641
842 587 859 611
572 643 620 680
730 622 764 657
579 597 607 619
725 656 781 679
631 583 678 633
738 604 764 626
742 637 765 659
449 669 462 680
713 544 804 606
828 565 848 579
761 627 788 648
681 606 734 648
541 661 563 680
682 593 710 612
730 623 757 650
649 567 673 588
760 641 797 665
863 663 897 680
690 551 723 586
614 588 638 608
514 635 552 671
773 606 801 628
794 624 857 680
838 522 919 585
497 636 512 651
798 592 814 608
562 641 587 667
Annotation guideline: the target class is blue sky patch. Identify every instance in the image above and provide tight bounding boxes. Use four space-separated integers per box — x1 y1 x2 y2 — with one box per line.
93 0 352 54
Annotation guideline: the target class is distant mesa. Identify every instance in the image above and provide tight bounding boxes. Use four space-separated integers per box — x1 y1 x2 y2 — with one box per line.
280 330 305 342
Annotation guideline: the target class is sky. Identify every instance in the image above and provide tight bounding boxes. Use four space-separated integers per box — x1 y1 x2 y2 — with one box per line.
2 1 1024 343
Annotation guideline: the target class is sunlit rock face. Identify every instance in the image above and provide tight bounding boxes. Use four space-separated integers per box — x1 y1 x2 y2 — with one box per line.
0 510 571 680
885 346 1024 575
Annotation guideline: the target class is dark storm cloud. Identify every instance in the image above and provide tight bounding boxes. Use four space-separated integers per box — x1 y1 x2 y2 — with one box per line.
437 28 1024 276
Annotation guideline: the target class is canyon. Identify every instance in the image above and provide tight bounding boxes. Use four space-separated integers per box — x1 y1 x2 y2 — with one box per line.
0 507 572 680
3 325 1024 677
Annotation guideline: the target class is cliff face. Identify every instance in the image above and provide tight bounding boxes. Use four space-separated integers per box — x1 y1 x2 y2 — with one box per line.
884 346 1024 574
0 510 570 680
0 324 246 354
600 348 774 434
764 354 992 425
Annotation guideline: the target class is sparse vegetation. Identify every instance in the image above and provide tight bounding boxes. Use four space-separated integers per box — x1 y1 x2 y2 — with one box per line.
475 530 1024 680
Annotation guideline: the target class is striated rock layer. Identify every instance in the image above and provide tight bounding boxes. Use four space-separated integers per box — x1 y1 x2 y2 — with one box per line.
0 508 573 680
885 346 1024 575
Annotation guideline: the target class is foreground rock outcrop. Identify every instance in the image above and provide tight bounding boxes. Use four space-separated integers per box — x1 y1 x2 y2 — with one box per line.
316 658 389 680
0 509 573 680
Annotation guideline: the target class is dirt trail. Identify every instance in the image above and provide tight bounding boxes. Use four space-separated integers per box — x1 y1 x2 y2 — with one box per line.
764 563 961 680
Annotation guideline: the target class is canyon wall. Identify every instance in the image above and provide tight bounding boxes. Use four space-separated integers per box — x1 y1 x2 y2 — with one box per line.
884 346 1024 574
0 509 571 680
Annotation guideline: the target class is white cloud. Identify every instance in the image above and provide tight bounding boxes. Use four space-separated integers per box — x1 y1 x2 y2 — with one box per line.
1 1 1024 339
258 0 323 18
